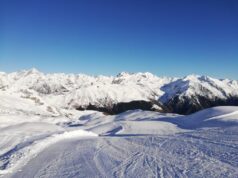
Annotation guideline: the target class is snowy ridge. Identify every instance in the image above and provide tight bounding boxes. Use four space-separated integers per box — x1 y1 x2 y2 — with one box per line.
0 69 238 114
160 74 238 102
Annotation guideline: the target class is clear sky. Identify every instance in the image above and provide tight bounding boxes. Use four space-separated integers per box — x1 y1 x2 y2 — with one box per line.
0 0 238 79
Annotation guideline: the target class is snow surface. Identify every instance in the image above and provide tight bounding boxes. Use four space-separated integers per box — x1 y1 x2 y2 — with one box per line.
1 91 238 177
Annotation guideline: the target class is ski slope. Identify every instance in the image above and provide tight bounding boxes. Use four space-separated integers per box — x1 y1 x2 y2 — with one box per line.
0 96 238 178
11 127 238 178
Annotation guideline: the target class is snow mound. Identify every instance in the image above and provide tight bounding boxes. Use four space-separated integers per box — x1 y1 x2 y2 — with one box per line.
182 106 238 128
80 110 184 136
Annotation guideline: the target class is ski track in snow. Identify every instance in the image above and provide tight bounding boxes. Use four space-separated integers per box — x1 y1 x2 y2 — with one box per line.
0 106 238 178
0 130 97 176
8 127 238 178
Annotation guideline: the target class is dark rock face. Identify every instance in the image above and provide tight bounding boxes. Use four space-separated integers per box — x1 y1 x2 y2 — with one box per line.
112 101 155 114
76 100 158 115
163 95 238 115
76 97 238 115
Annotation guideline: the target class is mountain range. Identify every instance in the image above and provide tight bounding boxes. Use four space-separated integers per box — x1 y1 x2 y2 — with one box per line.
1 68 238 115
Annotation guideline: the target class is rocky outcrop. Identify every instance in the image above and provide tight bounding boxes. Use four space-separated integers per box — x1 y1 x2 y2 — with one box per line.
76 100 161 115
162 95 238 115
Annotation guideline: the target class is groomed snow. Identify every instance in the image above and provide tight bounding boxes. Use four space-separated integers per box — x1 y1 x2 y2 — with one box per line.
0 97 238 177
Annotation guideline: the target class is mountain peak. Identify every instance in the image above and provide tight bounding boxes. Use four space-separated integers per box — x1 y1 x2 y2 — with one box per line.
116 72 134 77
27 68 40 74
183 74 201 81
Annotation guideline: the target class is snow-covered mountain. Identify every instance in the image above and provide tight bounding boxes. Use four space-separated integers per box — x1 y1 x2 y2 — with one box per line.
0 68 238 114
160 75 238 114
1 69 238 177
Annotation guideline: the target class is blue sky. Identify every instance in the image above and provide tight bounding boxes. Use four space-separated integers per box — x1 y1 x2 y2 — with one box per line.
0 0 238 79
